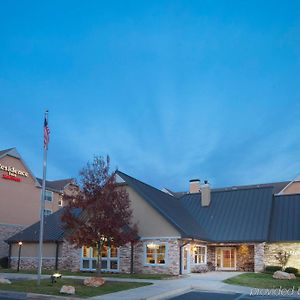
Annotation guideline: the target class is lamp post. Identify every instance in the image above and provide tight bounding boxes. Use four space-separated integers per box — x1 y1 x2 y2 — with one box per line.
17 241 23 272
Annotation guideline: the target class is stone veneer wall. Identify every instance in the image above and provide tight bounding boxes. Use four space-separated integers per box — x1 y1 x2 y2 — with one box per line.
119 242 132 273
236 245 254 271
133 239 180 275
0 223 25 258
59 240 81 271
264 243 300 270
207 246 216 270
10 257 56 270
254 243 265 272
10 240 81 271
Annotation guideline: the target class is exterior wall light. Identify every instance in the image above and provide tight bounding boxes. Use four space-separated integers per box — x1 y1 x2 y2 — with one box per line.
50 272 62 284
147 242 159 250
17 241 23 272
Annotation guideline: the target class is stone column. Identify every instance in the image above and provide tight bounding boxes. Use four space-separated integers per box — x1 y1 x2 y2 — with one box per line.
60 240 81 271
254 243 265 272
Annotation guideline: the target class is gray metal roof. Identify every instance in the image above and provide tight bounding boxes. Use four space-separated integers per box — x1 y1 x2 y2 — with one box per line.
6 208 80 243
269 194 300 242
0 148 16 158
167 181 289 198
7 170 299 244
179 187 274 242
36 178 74 192
116 171 208 240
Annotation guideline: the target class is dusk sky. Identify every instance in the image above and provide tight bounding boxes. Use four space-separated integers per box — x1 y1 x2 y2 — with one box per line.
1 1 300 191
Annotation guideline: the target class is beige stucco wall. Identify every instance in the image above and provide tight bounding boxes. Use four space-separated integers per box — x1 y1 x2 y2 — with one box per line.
0 155 62 225
281 182 300 195
126 186 181 238
11 242 61 257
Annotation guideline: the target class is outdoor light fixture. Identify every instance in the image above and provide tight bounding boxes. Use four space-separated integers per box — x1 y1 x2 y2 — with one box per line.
50 272 62 284
17 241 23 272
147 242 159 250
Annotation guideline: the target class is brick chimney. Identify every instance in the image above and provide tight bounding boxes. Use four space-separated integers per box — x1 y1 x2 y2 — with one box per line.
189 179 200 193
201 180 211 206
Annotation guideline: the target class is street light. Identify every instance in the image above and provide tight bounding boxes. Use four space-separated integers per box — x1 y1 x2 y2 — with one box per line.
17 241 23 272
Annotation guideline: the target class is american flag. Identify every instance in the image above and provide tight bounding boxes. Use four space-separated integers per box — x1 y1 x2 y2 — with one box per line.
44 116 50 149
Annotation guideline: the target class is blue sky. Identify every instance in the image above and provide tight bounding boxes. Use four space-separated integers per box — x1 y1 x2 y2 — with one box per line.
0 1 300 191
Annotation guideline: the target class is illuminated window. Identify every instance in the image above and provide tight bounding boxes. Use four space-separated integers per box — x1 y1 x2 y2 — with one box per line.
81 245 119 271
194 245 206 264
58 197 63 206
82 246 89 258
45 190 53 202
145 243 167 265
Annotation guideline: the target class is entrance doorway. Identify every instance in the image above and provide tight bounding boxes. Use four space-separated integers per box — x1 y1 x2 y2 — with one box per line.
216 247 236 270
181 245 191 274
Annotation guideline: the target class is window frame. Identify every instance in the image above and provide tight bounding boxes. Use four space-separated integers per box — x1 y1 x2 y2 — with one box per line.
193 245 207 265
80 246 120 272
45 190 53 202
144 242 168 267
58 197 63 207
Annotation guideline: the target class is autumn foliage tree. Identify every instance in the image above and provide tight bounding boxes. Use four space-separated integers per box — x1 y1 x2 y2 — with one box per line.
62 155 137 274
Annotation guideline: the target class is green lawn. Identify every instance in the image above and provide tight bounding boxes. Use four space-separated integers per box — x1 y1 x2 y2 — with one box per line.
0 278 151 298
224 273 300 289
0 268 173 280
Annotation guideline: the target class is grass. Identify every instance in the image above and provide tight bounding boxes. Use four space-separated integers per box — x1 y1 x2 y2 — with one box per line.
0 268 173 280
224 273 300 289
0 278 152 298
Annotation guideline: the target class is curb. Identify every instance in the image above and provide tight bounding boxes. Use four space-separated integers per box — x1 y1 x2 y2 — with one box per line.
147 286 192 300
0 290 79 300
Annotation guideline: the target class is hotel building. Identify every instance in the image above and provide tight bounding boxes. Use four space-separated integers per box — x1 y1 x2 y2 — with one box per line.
2 147 300 274
0 148 73 259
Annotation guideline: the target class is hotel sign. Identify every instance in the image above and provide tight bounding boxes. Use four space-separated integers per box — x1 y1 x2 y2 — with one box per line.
0 163 28 182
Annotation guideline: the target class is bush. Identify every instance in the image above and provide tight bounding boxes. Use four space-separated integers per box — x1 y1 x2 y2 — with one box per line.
265 265 282 273
284 267 299 275
0 257 9 268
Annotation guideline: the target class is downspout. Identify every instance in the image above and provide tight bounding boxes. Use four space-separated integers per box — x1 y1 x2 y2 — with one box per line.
130 241 134 274
179 241 191 275
55 242 59 270
8 243 12 269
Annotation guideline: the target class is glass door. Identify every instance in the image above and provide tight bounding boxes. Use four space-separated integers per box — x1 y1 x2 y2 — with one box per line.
181 245 191 274
216 247 236 270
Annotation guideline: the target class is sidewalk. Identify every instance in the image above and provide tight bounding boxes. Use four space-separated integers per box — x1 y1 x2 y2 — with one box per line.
0 272 252 300
89 272 252 300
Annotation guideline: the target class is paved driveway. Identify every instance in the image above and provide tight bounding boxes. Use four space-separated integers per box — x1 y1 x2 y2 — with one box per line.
170 291 300 300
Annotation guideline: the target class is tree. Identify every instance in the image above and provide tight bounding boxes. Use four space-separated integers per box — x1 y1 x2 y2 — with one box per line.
274 250 291 270
62 155 138 275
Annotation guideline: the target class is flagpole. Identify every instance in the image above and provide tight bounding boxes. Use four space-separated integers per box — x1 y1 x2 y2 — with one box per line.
37 110 49 285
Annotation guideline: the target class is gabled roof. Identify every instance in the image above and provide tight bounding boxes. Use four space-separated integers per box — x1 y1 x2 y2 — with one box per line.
6 208 81 243
8 170 300 244
0 148 17 158
269 194 300 242
0 147 39 186
36 178 74 193
213 181 290 195
167 181 289 198
116 171 208 240
179 187 274 242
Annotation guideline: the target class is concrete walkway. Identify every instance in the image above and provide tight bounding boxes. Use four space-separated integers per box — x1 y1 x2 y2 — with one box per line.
0 272 253 300
89 272 252 300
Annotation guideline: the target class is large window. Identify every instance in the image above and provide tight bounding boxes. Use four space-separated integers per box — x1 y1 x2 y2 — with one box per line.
81 245 119 272
145 242 167 265
45 190 53 202
193 245 206 264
